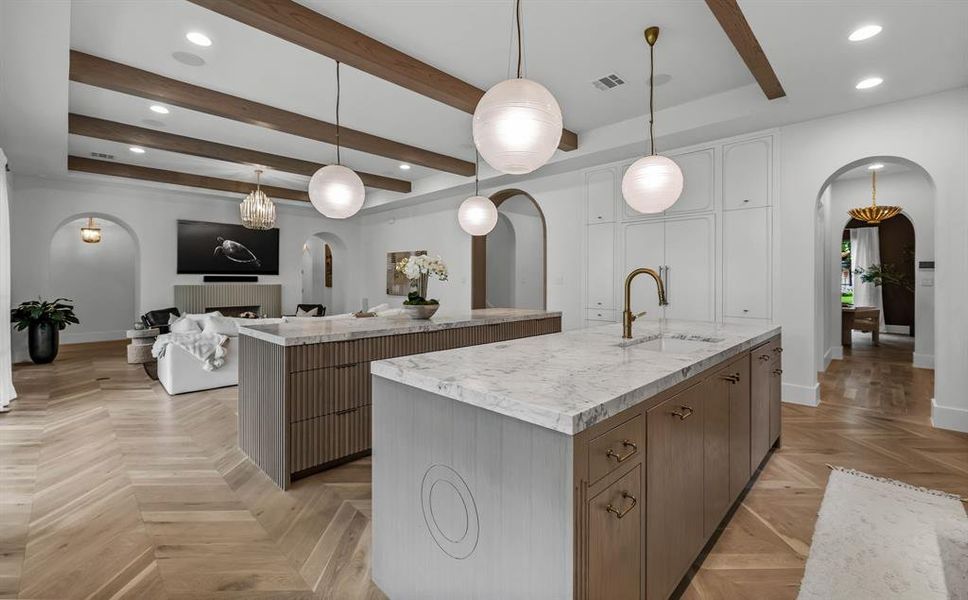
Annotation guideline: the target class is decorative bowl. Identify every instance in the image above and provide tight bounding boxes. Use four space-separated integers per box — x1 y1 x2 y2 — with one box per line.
402 304 439 320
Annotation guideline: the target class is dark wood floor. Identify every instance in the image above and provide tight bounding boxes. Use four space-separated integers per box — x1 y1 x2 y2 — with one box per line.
1 336 965 599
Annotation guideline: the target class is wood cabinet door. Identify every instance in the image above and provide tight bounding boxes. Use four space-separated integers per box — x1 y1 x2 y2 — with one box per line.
647 384 704 600
769 357 782 446
588 465 643 600
703 374 731 540
728 354 752 502
750 343 772 472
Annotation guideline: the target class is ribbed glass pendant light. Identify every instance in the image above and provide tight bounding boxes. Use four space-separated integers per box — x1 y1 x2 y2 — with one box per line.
472 0 562 175
309 61 365 219
458 152 498 235
622 26 683 214
240 169 276 230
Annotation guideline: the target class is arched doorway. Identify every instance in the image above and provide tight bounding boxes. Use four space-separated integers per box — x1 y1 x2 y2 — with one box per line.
471 189 546 310
48 214 140 343
299 232 348 315
815 157 935 418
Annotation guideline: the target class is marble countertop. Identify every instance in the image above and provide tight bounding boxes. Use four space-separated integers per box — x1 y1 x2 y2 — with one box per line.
371 320 780 435
238 308 561 346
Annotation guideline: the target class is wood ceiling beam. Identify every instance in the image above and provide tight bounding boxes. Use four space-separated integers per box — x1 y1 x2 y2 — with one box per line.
68 114 411 193
69 50 475 176
187 0 579 151
704 0 786 100
68 155 310 202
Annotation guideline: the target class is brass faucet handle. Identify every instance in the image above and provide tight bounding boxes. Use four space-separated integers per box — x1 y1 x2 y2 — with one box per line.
632 310 647 321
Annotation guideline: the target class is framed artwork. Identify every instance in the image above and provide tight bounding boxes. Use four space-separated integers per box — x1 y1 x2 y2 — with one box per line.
177 219 280 275
386 250 426 295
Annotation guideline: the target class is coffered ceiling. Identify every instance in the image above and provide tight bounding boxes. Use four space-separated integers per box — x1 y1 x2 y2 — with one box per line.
1 0 966 211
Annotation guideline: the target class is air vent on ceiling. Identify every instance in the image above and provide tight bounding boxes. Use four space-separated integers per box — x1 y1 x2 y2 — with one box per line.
592 73 626 91
90 152 115 160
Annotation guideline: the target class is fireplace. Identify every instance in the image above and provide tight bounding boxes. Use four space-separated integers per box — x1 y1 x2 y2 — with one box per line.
207 305 260 318
174 284 282 317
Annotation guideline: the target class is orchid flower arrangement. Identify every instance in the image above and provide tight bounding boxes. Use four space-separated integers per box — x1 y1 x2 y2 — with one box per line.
396 254 448 305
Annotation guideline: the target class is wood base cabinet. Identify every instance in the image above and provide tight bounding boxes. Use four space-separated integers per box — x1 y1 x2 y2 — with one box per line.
574 335 780 600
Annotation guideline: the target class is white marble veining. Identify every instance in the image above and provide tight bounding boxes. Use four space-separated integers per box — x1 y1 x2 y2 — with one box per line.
238 308 561 346
371 320 780 435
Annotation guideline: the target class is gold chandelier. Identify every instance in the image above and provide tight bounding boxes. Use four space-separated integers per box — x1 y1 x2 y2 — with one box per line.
848 169 901 224
80 217 101 243
240 169 276 230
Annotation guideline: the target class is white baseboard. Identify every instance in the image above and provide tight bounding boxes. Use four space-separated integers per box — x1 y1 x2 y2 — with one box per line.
61 330 127 344
823 346 843 370
931 399 968 433
913 353 934 369
884 325 910 335
782 382 820 407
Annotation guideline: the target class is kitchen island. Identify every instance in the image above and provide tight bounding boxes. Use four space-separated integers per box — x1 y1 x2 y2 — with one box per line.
237 308 561 489
370 320 782 600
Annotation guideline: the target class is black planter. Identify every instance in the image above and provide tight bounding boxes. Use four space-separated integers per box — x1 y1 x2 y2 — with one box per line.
28 322 59 364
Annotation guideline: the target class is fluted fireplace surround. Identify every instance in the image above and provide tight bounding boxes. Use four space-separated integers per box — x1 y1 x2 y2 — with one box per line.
174 284 282 318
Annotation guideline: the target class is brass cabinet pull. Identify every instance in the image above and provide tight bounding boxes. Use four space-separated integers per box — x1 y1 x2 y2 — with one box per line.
774 347 783 353
671 406 694 420
772 368 783 375
606 492 637 519
721 373 741 383
605 440 638 463
758 354 771 361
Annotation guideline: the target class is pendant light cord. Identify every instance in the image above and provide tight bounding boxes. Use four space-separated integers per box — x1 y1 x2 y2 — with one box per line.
335 61 342 166
515 0 522 78
649 41 655 156
475 150 480 195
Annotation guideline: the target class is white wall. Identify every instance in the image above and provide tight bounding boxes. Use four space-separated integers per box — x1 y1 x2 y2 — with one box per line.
485 214 515 308
49 218 137 343
822 170 935 367
778 88 967 431
360 170 585 331
9 174 361 361
501 196 545 310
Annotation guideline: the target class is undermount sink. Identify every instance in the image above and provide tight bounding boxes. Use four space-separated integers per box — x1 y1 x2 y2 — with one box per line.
616 334 724 352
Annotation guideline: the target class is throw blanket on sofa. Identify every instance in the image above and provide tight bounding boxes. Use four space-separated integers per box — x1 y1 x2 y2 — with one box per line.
152 332 229 371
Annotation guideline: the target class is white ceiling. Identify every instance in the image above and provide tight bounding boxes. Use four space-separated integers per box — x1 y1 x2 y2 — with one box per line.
2 0 967 210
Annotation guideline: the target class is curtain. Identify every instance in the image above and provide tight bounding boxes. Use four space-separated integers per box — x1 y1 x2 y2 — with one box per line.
0 149 16 411
850 227 886 332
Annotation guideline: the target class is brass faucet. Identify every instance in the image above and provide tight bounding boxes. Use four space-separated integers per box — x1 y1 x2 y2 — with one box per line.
622 268 668 339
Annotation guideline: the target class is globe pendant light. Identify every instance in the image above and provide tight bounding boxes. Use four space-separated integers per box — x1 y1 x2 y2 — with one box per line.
240 169 276 230
472 0 562 175
622 27 683 214
80 217 101 243
309 61 365 219
458 152 498 235
848 169 902 224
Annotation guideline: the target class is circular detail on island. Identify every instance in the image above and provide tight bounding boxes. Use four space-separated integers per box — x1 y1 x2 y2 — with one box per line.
420 464 479 559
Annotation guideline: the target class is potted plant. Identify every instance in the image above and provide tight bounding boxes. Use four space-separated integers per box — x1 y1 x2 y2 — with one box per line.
396 255 448 319
11 298 79 364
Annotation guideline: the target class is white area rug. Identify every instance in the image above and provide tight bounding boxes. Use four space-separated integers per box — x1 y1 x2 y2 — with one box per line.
798 467 968 600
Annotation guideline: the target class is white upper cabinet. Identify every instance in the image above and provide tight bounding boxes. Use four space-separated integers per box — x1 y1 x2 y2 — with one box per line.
587 222 615 310
723 208 771 319
586 169 616 223
623 220 666 318
664 216 715 322
723 137 771 210
665 149 715 215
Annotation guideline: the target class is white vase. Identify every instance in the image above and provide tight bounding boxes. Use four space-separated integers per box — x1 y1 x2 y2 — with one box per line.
402 304 439 320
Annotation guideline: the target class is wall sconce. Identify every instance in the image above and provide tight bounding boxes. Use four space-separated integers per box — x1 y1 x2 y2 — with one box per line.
80 217 102 243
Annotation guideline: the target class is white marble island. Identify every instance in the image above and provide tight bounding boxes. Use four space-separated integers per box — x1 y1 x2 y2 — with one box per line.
371 320 782 599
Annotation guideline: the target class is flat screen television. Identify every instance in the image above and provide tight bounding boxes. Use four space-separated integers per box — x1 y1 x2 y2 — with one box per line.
177 219 280 275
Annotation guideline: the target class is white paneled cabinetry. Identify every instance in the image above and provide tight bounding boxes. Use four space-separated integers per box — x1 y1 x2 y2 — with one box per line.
583 134 775 329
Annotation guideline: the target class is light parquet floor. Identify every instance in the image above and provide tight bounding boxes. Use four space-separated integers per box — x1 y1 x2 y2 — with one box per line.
2 337 966 600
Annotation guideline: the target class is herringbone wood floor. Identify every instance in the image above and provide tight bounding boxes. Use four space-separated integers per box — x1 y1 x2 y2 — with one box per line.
2 336 965 599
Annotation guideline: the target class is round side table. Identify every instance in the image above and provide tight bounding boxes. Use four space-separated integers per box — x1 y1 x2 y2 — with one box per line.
126 327 159 364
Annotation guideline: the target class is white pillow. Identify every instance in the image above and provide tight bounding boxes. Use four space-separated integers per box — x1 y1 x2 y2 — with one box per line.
295 306 320 317
202 315 239 337
169 311 222 325
170 316 202 333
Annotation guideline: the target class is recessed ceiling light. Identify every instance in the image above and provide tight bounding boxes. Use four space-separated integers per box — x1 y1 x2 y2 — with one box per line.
868 163 885 170
149 104 169 114
855 76 883 90
399 164 411 170
848 25 882 42
129 146 146 154
186 31 212 47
